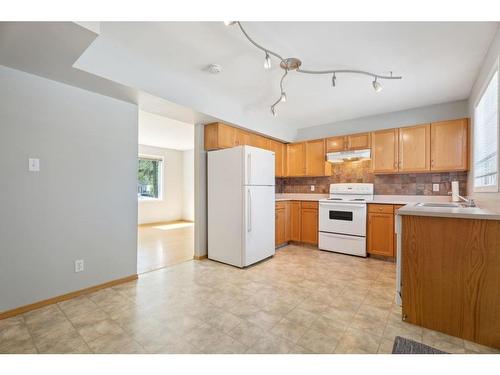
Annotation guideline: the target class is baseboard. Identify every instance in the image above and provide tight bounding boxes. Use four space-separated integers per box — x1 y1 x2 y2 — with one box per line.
193 254 208 260
0 274 138 320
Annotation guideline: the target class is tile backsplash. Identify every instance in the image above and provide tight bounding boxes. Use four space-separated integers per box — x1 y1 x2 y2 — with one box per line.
276 160 468 196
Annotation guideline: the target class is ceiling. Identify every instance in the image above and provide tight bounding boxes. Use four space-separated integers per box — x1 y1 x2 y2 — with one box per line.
139 111 194 151
74 21 498 140
1 21 498 142
0 22 216 126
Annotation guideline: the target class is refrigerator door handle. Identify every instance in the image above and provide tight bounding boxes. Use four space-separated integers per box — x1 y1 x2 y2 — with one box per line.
247 188 252 232
247 153 252 185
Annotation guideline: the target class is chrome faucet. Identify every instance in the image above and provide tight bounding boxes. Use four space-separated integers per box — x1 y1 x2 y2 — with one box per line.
457 195 476 207
447 192 476 207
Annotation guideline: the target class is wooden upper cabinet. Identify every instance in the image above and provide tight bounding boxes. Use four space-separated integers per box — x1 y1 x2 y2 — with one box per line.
234 129 250 147
372 129 399 173
347 133 371 150
398 124 430 172
269 140 286 177
430 119 468 171
248 133 270 150
326 136 346 152
305 139 330 176
204 123 236 150
287 143 306 177
204 122 278 152
326 133 370 152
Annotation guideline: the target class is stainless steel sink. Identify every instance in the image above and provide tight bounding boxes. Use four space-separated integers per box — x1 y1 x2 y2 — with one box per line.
416 202 476 208
416 202 461 208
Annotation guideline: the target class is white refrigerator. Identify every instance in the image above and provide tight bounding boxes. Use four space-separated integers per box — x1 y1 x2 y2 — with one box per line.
208 145 275 268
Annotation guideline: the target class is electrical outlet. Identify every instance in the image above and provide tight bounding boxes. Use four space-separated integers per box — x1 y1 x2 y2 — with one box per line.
28 158 40 172
310 185 315 192
75 259 84 273
432 183 440 192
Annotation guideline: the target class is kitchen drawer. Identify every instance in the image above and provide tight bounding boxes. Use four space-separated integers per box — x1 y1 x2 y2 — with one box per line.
368 204 394 214
276 201 287 210
301 201 318 209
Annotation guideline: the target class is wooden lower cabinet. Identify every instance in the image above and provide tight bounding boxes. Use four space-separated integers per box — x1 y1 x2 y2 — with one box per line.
300 207 318 245
289 201 302 241
401 215 500 349
275 200 318 247
367 204 395 257
275 202 287 246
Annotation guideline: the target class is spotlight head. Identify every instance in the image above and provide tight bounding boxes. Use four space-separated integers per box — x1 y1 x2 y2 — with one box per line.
372 78 382 92
264 52 272 70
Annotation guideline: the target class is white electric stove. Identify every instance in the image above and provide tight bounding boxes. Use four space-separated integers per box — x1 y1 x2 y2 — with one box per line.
318 183 374 257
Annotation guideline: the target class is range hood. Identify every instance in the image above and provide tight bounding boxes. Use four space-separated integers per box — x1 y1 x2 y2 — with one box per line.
326 149 371 163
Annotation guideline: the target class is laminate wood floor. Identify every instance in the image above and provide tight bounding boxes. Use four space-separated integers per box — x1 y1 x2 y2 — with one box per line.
137 221 194 274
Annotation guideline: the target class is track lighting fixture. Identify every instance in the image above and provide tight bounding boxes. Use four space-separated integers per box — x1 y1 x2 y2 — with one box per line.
224 21 401 115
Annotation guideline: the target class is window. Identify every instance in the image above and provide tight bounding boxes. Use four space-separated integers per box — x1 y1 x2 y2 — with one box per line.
474 67 499 192
138 156 163 200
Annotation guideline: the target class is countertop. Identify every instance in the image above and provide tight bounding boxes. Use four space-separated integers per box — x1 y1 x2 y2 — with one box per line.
275 193 500 220
397 202 500 220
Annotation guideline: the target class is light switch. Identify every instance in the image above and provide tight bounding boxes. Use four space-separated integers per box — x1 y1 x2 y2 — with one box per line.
310 185 315 192
432 183 440 192
28 158 40 172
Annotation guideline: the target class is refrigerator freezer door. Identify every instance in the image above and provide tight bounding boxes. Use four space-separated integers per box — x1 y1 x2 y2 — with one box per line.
243 185 275 266
244 146 275 186
208 148 244 267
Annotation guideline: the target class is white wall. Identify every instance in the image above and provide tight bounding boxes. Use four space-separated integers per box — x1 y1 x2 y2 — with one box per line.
295 100 469 140
0 65 138 312
138 144 184 224
138 110 194 151
194 124 207 257
182 149 195 221
468 25 500 205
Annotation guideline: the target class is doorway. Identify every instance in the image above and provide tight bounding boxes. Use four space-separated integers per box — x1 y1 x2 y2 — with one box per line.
136 110 195 273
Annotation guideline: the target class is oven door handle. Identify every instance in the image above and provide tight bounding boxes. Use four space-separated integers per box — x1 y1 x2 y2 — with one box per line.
320 232 364 240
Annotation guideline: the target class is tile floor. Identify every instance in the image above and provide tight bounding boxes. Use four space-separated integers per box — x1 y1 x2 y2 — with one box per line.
1 245 498 354
137 221 194 274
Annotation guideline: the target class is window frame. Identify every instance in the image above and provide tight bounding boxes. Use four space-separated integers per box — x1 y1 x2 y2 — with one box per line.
137 154 164 202
473 58 499 193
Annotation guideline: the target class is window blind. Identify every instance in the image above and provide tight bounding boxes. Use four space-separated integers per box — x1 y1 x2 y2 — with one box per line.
474 70 498 191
